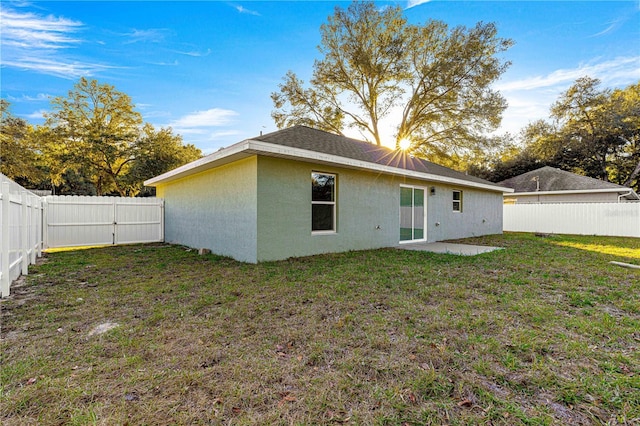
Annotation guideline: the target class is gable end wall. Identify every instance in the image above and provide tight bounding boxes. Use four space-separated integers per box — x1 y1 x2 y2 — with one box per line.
155 156 258 263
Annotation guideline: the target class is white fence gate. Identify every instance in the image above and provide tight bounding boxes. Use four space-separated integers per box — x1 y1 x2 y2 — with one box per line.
0 174 44 297
44 196 164 248
503 202 640 238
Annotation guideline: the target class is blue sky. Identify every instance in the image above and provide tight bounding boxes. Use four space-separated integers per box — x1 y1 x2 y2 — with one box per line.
1 1 639 154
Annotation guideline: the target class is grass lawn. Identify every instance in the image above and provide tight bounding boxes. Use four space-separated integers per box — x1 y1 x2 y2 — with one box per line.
1 233 639 425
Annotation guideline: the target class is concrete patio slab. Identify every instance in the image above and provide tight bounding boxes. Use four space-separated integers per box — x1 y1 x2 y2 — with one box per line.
397 242 503 256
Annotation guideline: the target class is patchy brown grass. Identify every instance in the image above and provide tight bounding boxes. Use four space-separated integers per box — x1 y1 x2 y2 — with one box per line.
1 233 639 425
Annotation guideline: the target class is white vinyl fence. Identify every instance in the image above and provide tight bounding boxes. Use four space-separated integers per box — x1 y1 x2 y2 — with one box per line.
44 196 164 248
0 174 44 298
1 174 165 297
504 202 640 238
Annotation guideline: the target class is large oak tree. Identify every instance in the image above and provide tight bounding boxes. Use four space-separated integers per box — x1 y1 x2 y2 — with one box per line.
45 77 143 195
3 78 203 195
271 2 513 163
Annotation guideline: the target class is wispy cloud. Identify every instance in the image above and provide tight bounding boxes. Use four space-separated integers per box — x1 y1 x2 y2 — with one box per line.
121 28 172 44
230 3 261 16
6 93 51 102
0 7 113 79
168 108 238 131
589 7 636 38
590 20 623 38
2 56 116 79
23 109 48 120
0 8 83 49
151 60 179 66
173 48 212 57
497 56 640 92
496 56 640 134
164 109 240 153
405 0 431 10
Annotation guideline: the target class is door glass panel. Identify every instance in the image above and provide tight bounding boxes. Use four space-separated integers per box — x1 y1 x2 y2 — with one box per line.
413 189 424 240
400 187 413 241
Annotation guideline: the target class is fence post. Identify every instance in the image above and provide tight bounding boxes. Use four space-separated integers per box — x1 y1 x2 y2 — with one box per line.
1 181 10 297
112 198 117 245
35 196 42 257
160 199 165 242
42 197 48 249
30 194 37 264
21 191 29 275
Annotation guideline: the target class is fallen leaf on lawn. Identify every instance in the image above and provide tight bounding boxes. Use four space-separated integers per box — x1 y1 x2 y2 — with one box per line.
408 393 417 404
26 377 37 385
326 410 351 423
457 399 472 407
232 407 242 414
278 394 297 407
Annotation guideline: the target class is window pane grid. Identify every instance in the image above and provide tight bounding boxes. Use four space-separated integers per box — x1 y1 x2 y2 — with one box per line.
453 190 462 212
312 172 336 232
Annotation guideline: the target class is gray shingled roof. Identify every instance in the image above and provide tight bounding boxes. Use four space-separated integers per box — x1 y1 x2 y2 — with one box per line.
252 126 494 186
498 166 631 192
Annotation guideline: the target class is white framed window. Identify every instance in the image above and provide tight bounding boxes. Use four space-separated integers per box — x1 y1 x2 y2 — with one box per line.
312 172 336 233
453 190 463 212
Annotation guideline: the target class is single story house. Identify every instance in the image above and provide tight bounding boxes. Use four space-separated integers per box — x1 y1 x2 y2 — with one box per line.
145 126 512 263
499 166 639 204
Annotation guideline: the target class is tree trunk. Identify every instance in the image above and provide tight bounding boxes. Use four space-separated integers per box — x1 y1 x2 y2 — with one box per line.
623 159 640 188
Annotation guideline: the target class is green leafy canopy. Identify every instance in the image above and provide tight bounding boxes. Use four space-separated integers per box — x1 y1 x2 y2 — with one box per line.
468 78 640 191
1 78 203 195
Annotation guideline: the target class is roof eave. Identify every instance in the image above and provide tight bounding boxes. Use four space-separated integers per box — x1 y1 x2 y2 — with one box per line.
504 188 639 198
144 140 253 186
145 139 513 193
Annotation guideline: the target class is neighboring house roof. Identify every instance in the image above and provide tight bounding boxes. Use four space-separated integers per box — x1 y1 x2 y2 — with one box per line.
145 125 512 193
498 166 639 200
